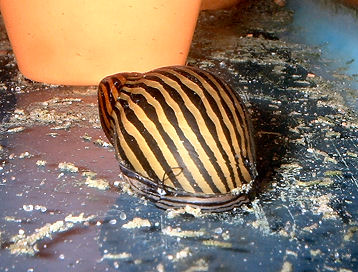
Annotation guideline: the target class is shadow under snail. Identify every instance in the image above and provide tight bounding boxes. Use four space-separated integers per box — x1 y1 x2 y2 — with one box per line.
98 65 257 212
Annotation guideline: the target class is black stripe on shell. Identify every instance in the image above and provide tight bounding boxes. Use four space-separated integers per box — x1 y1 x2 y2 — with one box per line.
119 80 223 194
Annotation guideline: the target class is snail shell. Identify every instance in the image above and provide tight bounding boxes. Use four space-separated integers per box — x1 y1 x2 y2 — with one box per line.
98 66 257 212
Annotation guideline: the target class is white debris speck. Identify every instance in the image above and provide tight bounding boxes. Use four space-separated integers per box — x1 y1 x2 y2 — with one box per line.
101 252 132 261
9 220 66 255
122 218 151 229
168 247 191 262
36 160 47 167
19 152 32 159
119 212 127 221
93 139 112 148
35 205 47 212
167 205 202 218
280 261 293 272
65 213 95 223
109 219 117 225
202 240 232 248
57 173 64 179
51 121 71 130
4 216 22 222
58 162 78 173
81 171 97 178
162 226 205 238
23 204 34 212
7 127 25 133
84 176 109 190
81 134 92 141
214 227 223 234
47 132 59 138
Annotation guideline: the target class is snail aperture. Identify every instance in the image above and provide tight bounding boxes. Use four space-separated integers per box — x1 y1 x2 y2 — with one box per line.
98 66 257 212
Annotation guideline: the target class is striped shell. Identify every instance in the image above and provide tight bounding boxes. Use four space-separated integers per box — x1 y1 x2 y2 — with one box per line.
98 66 257 212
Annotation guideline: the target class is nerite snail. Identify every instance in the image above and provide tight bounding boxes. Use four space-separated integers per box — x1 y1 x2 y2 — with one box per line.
98 66 257 212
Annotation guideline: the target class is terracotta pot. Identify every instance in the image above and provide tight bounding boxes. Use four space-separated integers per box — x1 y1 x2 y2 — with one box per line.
0 0 201 85
201 0 242 10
